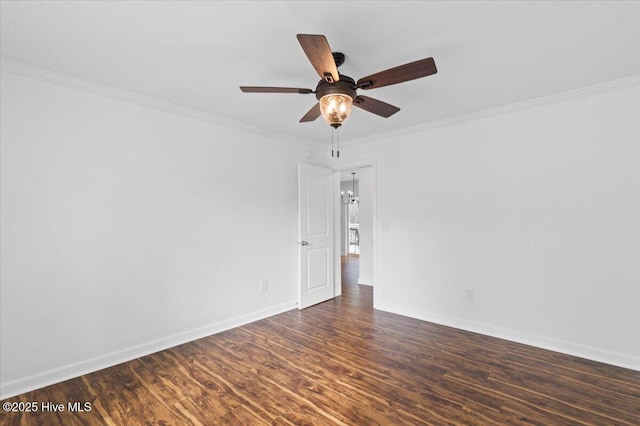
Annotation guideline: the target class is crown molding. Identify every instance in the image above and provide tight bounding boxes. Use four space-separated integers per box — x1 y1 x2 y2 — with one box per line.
4 57 637 151
0 57 321 147
342 74 640 147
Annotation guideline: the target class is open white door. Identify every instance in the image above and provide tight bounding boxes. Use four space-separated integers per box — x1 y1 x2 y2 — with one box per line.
298 163 334 309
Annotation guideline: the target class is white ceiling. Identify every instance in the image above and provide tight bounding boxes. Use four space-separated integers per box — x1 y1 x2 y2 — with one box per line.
1 1 639 145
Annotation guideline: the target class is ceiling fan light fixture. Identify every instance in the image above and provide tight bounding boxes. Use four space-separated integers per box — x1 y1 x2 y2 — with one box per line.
319 93 353 128
240 34 437 130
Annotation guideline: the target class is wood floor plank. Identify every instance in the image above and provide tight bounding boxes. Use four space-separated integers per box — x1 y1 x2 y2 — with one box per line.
1 256 639 425
253 314 554 426
213 328 438 425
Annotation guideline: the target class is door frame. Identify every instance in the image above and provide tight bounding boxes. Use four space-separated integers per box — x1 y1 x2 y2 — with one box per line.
331 159 377 293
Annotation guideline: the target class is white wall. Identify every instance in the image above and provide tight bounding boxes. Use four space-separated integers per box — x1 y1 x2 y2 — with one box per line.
0 69 323 398
332 79 640 370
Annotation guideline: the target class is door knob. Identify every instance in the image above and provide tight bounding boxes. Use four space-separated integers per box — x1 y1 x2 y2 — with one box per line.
299 241 309 246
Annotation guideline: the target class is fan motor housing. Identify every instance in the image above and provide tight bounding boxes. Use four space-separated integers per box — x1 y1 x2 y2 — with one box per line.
314 75 357 101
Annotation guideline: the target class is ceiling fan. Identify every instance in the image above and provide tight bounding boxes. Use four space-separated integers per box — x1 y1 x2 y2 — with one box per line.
240 34 437 129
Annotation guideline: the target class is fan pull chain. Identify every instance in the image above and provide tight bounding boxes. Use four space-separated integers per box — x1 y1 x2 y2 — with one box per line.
331 128 335 158
336 127 340 158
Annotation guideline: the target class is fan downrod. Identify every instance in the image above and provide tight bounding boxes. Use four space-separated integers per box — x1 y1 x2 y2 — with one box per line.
332 52 345 68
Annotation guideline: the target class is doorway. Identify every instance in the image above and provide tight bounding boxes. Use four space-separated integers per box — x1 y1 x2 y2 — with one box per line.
338 165 374 291
297 161 374 309
341 171 360 256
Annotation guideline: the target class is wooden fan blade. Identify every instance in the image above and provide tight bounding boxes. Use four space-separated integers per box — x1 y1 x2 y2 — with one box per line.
299 103 321 122
354 95 400 118
357 57 437 90
240 86 313 94
296 34 340 83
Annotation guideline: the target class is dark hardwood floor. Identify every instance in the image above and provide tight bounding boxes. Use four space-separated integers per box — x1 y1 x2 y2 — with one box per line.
2 255 639 425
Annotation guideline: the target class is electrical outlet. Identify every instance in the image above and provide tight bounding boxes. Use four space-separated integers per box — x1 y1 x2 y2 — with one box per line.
260 280 268 292
464 288 475 301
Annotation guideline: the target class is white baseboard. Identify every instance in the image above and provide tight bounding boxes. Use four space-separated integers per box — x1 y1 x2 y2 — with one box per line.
0 301 297 400
374 303 640 372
